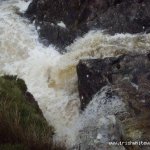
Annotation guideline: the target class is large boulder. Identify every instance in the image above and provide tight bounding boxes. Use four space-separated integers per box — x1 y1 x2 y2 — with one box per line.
77 53 150 150
25 0 150 49
77 57 115 110
77 53 150 110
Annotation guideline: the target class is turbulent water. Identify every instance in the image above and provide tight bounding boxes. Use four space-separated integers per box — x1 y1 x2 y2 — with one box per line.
1 0 150 147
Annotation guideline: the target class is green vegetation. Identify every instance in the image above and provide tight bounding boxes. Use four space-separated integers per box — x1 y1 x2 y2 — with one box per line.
0 75 65 150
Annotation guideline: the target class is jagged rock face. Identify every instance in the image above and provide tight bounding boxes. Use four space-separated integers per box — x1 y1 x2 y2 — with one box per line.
25 0 86 50
77 58 114 110
77 53 150 150
77 54 150 113
25 0 150 49
77 54 150 111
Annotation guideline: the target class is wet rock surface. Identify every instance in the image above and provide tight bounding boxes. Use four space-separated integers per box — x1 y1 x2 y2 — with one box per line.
77 57 116 110
25 0 150 50
72 86 127 150
77 53 150 150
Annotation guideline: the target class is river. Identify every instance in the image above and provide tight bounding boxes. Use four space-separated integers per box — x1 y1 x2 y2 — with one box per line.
0 0 150 148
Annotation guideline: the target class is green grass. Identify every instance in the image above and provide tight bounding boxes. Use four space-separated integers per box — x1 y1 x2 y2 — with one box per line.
0 75 66 150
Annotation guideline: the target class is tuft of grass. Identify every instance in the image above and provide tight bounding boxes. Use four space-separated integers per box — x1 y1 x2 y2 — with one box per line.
0 75 66 150
0 144 27 150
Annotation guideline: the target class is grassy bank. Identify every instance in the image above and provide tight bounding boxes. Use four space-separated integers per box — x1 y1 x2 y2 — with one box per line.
0 75 65 150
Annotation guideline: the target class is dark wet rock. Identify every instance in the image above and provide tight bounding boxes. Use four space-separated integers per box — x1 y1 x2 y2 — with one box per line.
38 24 77 50
25 0 86 50
119 116 150 150
77 53 150 150
77 58 115 110
73 124 126 150
77 54 150 110
25 0 150 49
97 0 150 34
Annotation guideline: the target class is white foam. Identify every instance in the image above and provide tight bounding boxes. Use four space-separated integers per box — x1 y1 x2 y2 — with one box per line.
57 21 66 28
16 0 32 13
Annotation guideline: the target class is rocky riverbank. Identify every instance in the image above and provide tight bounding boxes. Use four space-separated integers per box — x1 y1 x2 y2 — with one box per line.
76 53 150 150
25 0 150 51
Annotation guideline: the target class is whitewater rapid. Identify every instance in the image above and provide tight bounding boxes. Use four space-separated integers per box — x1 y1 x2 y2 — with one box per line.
1 0 150 147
